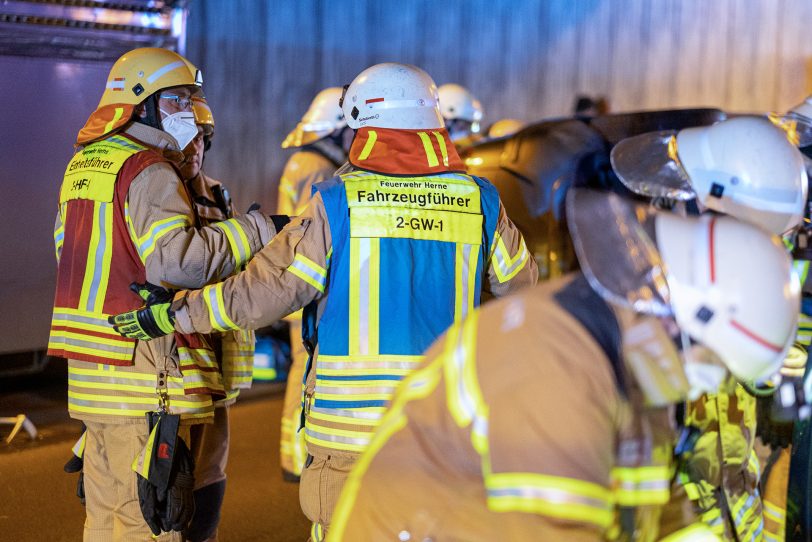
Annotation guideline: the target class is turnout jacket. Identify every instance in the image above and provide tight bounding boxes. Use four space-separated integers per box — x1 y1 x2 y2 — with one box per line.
51 122 276 424
173 126 537 455
329 274 713 542
186 172 257 404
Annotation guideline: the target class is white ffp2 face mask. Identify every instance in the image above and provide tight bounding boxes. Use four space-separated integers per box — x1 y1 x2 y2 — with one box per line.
160 109 198 150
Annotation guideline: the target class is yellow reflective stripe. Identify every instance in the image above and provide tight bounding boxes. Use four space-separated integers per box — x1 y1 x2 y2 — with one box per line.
454 243 478 323
78 202 113 312
417 131 439 167
329 354 445 540
357 130 377 161
132 419 160 478
444 315 484 428
287 253 328 292
72 431 87 458
349 237 380 356
307 408 383 427
54 216 65 263
491 230 530 282
138 215 190 260
763 500 785 522
659 523 722 542
611 465 671 505
49 340 133 362
49 328 132 349
202 283 239 332
213 218 252 268
310 522 324 542
103 107 125 134
485 472 613 528
794 259 810 285
432 131 449 167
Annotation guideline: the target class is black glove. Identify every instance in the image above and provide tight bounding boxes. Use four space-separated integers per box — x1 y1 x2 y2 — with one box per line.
757 384 799 449
138 474 165 536
135 411 195 534
160 438 196 532
130 281 175 306
109 282 176 340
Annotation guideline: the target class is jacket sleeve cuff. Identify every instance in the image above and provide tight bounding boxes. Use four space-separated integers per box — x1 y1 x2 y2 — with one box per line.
170 292 195 334
248 209 274 246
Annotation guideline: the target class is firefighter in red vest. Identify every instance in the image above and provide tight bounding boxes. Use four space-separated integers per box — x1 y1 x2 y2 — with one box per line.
49 48 279 540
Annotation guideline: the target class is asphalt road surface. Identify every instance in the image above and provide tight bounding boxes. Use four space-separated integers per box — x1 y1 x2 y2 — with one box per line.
0 364 310 541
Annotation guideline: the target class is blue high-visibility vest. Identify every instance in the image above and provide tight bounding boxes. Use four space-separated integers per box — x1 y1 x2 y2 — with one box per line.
302 169 500 453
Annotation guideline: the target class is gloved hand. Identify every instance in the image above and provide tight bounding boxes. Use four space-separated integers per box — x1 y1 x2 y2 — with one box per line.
160 438 196 532
130 281 175 306
756 392 795 449
109 282 175 340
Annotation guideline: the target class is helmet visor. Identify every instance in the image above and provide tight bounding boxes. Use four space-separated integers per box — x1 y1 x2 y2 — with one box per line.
566 188 672 316
610 130 696 201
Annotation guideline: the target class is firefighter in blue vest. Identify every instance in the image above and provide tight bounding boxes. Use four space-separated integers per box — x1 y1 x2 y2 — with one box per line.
110 62 538 541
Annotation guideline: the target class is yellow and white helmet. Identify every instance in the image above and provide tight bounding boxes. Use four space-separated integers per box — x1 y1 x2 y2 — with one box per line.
611 116 807 235
340 63 443 130
282 87 346 148
77 47 202 145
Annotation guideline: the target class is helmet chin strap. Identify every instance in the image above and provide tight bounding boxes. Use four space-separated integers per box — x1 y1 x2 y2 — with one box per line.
135 94 162 130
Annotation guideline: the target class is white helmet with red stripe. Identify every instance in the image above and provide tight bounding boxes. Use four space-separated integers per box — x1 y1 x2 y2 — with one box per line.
340 63 444 130
656 212 799 383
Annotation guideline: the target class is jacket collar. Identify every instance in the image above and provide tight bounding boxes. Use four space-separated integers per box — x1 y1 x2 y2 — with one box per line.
348 127 465 176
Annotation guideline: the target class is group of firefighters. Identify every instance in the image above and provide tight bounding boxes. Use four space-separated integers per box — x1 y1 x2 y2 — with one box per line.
47 45 812 542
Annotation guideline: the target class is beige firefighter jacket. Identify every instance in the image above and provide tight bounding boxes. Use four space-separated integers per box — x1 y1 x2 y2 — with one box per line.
58 122 277 425
328 274 689 541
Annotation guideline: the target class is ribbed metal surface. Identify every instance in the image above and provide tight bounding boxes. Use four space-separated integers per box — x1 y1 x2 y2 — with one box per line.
0 0 185 60
186 0 812 214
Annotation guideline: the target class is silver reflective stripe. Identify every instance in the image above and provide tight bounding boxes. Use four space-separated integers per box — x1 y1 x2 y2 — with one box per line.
460 243 473 319
488 486 610 512
53 311 112 327
69 397 155 410
309 406 383 420
147 60 185 84
315 383 399 395
316 361 418 371
495 241 527 277
291 258 326 288
305 426 370 446
616 479 671 492
217 219 249 266
69 372 185 390
86 202 110 311
58 335 132 355
358 238 371 355
179 350 217 366
734 494 758 527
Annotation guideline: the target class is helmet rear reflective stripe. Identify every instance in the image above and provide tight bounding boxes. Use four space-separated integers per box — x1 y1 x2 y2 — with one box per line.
341 63 443 130
730 320 784 353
